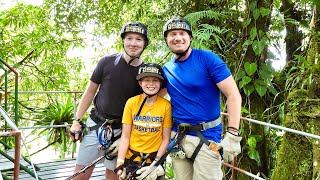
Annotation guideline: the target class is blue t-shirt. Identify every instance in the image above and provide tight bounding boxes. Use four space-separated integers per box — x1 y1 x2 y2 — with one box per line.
162 49 231 142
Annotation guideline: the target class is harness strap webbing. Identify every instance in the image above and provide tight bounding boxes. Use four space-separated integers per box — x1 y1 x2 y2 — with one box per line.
154 130 187 166
177 117 221 162
89 108 122 129
129 149 157 163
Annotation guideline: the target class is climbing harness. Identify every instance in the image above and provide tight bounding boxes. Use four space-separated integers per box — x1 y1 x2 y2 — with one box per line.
137 118 223 179
65 109 122 180
173 118 222 161
114 150 158 180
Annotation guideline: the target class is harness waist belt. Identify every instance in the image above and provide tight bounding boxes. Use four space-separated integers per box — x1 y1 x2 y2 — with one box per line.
89 108 121 130
178 117 221 132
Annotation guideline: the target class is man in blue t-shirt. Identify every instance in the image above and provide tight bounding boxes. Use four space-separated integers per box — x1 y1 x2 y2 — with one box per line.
162 18 242 180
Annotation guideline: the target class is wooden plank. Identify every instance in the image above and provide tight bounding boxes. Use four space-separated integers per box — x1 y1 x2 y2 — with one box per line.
2 157 106 179
17 158 105 180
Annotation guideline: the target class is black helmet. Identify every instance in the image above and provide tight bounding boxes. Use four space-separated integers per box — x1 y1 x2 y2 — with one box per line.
120 22 149 47
163 18 192 38
136 63 164 81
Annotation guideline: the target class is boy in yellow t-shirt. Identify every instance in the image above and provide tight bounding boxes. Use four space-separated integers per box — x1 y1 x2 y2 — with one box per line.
116 63 172 180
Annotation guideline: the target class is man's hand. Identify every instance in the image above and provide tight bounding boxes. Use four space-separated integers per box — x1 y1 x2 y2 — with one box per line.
135 163 164 180
69 124 82 142
107 138 120 157
218 132 242 163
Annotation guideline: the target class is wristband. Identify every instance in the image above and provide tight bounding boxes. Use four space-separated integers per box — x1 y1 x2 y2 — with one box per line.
117 159 124 163
73 117 81 122
155 156 161 161
73 120 80 125
227 126 239 132
227 130 240 136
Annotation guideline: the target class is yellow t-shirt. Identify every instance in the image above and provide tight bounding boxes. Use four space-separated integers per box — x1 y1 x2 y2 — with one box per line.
122 94 172 161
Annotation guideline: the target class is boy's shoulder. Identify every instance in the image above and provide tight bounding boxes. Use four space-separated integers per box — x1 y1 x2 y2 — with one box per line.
157 96 171 105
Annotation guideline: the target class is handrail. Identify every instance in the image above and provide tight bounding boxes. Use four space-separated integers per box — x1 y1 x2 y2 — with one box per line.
221 112 320 179
0 58 19 125
221 112 320 140
0 64 8 111
223 162 264 180
0 106 20 180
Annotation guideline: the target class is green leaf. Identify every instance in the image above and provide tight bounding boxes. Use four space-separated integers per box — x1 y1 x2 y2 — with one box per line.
258 30 265 38
249 1 257 11
243 84 255 96
239 76 252 88
247 136 257 149
260 7 270 17
252 40 265 55
250 27 257 40
241 107 249 114
243 39 253 46
248 149 261 164
254 80 267 96
235 70 245 81
243 19 251 28
244 62 257 76
258 69 270 81
253 9 260 20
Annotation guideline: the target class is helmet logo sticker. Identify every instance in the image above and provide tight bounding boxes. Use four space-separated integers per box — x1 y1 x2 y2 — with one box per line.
167 22 191 31
125 26 145 34
139 66 160 75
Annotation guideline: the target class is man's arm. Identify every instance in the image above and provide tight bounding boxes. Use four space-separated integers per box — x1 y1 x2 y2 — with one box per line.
75 80 99 120
158 88 168 98
217 76 242 130
69 81 98 141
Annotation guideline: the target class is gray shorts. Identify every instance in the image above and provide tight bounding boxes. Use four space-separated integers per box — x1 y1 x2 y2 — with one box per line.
76 117 120 170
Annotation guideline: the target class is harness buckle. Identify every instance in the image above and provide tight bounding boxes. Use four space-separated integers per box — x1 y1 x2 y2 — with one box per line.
199 122 207 131
178 123 191 132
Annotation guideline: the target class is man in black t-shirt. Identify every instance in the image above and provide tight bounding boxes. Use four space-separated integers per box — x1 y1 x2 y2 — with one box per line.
69 22 148 180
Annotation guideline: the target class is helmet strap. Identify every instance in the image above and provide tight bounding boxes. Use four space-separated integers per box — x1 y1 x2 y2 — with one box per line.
165 38 192 62
136 96 149 117
174 43 191 62
136 89 160 117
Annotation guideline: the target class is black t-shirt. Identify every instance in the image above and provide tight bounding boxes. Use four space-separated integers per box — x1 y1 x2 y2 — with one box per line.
90 53 143 120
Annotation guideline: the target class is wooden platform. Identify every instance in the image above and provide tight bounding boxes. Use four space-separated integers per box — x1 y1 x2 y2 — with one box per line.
0 152 105 179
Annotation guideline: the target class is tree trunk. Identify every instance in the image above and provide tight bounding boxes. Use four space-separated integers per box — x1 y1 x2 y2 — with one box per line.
271 91 319 179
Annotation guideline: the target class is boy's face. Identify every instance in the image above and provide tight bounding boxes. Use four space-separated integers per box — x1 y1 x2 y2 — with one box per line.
165 29 191 53
123 32 145 57
139 76 161 95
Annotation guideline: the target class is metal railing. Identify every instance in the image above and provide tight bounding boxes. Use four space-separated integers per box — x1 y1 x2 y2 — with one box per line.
0 107 21 180
221 112 320 180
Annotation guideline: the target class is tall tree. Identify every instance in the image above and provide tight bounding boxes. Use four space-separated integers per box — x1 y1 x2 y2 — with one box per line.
272 1 320 179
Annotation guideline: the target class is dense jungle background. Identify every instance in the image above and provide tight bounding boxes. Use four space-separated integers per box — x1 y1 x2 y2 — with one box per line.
0 0 319 179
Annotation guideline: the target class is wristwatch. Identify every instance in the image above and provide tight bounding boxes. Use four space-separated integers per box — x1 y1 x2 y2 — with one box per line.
73 117 81 122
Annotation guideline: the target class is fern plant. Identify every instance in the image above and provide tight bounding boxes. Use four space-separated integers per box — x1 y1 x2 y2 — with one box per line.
31 96 74 158
185 10 229 51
